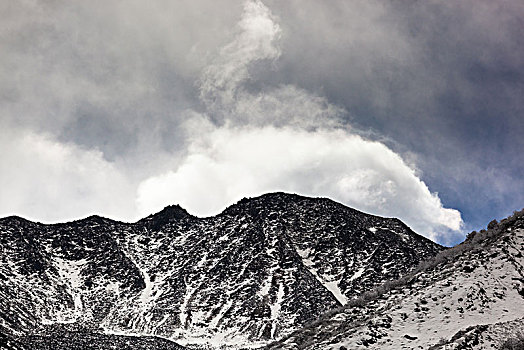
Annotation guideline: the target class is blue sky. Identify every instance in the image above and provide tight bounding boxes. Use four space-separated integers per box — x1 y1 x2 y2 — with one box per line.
1 0 523 245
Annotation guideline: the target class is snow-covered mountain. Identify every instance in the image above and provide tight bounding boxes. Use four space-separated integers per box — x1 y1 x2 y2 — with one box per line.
266 209 524 349
0 193 442 349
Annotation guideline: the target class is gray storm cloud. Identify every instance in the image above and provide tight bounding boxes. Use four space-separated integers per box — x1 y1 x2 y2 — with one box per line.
0 126 135 221
137 0 463 242
200 0 282 118
2 0 521 245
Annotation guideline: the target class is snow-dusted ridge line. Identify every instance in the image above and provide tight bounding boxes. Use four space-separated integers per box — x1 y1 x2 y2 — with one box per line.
0 192 444 349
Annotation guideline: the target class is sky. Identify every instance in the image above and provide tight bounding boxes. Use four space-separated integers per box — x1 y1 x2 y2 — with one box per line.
1 0 523 245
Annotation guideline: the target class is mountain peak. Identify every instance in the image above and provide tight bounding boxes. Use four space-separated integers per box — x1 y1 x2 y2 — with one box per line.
221 191 347 217
139 204 192 230
157 204 190 218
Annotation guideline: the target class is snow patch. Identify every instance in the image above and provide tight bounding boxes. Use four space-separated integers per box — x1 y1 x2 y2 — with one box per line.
210 299 233 329
138 267 154 304
259 272 273 297
324 280 348 305
297 247 348 305
54 257 88 320
179 283 196 328
270 283 285 338
349 267 365 282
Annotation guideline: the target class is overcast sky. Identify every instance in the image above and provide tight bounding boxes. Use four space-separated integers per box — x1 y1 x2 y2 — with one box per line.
1 0 523 245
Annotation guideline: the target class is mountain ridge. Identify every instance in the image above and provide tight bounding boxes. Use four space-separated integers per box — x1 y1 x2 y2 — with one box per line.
1 192 420 227
265 208 524 349
0 192 443 349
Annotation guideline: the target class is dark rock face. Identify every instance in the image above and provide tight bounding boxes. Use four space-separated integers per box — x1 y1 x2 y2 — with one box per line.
0 193 442 348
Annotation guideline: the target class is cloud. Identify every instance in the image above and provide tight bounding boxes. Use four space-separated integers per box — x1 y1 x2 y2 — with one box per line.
2 0 480 243
137 0 463 242
198 0 344 130
199 0 282 121
261 0 524 237
0 0 243 160
0 126 135 222
137 123 462 241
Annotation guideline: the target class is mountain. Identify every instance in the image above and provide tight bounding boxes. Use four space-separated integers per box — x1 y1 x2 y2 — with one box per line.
0 193 442 349
266 209 524 349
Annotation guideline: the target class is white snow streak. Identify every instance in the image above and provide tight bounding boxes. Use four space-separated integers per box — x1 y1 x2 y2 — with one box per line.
270 283 285 338
210 300 233 329
179 284 195 328
54 257 88 320
297 247 348 305
138 267 153 304
349 267 365 282
324 280 348 305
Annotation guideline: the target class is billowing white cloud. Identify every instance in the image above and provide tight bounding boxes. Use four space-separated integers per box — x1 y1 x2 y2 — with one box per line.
0 0 467 243
137 123 462 241
0 127 135 222
136 0 463 242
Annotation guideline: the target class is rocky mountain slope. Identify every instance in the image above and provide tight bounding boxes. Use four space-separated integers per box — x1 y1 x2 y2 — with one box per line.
266 210 524 349
0 193 442 349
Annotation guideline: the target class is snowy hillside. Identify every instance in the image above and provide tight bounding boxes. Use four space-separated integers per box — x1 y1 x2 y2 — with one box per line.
266 210 524 349
0 193 441 349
